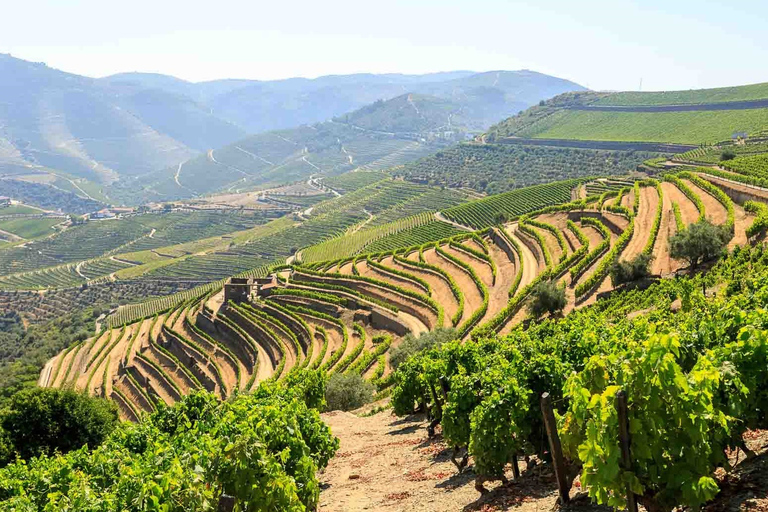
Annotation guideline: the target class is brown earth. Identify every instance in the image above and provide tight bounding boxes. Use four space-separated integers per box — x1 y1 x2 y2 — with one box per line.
424 247 482 327
320 409 567 512
387 255 458 328
620 185 658 262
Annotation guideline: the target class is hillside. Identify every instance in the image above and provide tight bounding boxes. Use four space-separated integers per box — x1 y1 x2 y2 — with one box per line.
0 54 245 182
487 83 768 145
106 70 585 135
39 165 756 417
0 57 586 207
133 94 487 201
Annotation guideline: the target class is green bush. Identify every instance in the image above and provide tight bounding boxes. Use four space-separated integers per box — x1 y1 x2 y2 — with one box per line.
670 220 733 269
1 388 119 463
389 327 457 370
720 149 736 161
325 373 375 412
610 253 653 286
527 280 566 318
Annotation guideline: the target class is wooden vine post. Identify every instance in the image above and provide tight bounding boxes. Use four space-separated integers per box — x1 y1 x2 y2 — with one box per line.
616 390 638 512
540 392 570 504
217 494 235 512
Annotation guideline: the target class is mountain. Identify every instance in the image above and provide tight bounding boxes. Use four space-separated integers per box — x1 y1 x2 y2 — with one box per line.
0 54 246 184
105 69 585 134
0 54 585 206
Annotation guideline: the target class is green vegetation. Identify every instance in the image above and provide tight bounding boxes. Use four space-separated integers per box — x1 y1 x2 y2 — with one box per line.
722 152 768 177
744 201 768 237
594 82 768 105
0 387 118 465
610 253 653 286
517 109 768 144
390 244 768 509
396 143 656 194
442 180 578 229
325 372 375 412
0 217 62 239
527 280 566 318
669 219 732 269
0 375 338 510
389 328 457 370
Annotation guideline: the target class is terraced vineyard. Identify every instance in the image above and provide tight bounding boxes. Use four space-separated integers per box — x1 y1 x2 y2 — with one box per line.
41 172 753 420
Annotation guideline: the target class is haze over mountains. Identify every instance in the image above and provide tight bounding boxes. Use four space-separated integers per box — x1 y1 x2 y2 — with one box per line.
0 53 585 204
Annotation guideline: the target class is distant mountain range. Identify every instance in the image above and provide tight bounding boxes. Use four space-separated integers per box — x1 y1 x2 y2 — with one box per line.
0 53 586 205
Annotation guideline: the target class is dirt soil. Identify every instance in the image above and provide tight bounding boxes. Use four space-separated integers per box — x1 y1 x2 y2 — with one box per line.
388 256 458 328
621 185 658 262
425 247 482 327
320 409 565 512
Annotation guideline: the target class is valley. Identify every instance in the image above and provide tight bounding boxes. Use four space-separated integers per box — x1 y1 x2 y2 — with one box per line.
4 66 768 512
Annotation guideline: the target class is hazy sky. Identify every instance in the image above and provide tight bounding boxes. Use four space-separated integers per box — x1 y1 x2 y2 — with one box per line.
2 0 766 91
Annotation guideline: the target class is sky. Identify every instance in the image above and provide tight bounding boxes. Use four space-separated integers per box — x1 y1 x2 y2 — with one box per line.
1 0 766 91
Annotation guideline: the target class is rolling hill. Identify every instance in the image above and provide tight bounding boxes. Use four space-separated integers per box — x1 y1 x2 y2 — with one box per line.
486 83 768 145
0 57 585 207
106 70 584 134
131 86 589 201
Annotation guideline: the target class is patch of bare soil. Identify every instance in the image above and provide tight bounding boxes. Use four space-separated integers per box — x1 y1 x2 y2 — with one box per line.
320 410 567 512
530 224 565 263
446 244 494 288
425 247 482 327
481 237 516 324
652 183 677 275
704 430 768 512
620 185 658 262
661 181 699 225
683 179 727 225
498 227 540 335
388 256 458 328
732 203 751 249
621 190 634 209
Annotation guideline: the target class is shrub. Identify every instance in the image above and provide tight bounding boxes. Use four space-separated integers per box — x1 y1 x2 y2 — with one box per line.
720 149 736 161
389 327 457 370
325 373 375 412
527 280 566 318
670 220 732 269
0 387 119 462
610 253 653 286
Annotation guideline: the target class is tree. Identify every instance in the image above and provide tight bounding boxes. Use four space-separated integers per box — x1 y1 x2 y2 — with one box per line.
389 327 457 370
610 253 653 286
324 373 375 412
0 387 119 462
720 149 736 161
527 280 566 318
493 211 510 226
669 220 732 269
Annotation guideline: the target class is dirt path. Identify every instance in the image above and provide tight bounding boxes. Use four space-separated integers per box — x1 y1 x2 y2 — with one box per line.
620 185 658 262
320 410 560 512
505 226 539 291
621 189 634 209
731 203 751 248
497 227 540 335
424 247 481 327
